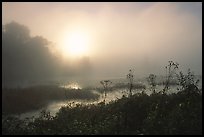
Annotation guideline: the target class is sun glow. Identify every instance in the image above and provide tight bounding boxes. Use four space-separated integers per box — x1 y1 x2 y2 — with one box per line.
62 30 90 57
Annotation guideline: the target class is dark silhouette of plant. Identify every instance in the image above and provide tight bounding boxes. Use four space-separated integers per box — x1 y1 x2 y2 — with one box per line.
162 61 179 94
147 74 157 94
100 80 112 103
2 90 202 135
176 68 200 94
127 69 134 97
2 61 202 135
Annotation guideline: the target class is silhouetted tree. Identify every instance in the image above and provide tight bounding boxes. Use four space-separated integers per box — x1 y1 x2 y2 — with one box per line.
2 21 93 87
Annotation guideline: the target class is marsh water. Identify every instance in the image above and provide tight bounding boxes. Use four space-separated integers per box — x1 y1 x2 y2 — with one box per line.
18 76 202 120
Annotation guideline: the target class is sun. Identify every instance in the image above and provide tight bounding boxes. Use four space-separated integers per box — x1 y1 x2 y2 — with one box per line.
62 31 89 57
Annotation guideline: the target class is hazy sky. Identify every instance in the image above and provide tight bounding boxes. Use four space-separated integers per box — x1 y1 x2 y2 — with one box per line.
2 2 202 79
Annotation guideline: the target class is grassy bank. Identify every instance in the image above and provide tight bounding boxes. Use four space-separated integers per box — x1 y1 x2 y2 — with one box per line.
2 87 202 135
2 85 99 115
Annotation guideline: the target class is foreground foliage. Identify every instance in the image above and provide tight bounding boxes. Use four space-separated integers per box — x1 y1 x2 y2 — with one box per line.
2 87 202 135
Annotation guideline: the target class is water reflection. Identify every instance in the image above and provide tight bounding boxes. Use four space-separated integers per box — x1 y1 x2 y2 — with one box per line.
19 80 202 119
60 82 82 89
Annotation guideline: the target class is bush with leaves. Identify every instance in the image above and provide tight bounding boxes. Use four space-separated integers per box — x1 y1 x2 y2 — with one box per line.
2 90 202 135
176 69 200 94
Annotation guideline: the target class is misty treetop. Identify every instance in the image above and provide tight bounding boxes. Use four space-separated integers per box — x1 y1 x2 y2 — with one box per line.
2 22 92 87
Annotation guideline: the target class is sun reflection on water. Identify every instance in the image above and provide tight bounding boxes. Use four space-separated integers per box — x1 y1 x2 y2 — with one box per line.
60 82 82 90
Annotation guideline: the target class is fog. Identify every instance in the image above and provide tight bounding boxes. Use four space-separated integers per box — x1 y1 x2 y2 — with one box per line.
2 3 202 135
2 2 202 87
2 22 92 87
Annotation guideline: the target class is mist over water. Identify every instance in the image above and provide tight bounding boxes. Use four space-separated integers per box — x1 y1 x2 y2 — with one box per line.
2 3 202 134
16 74 202 119
2 3 202 89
